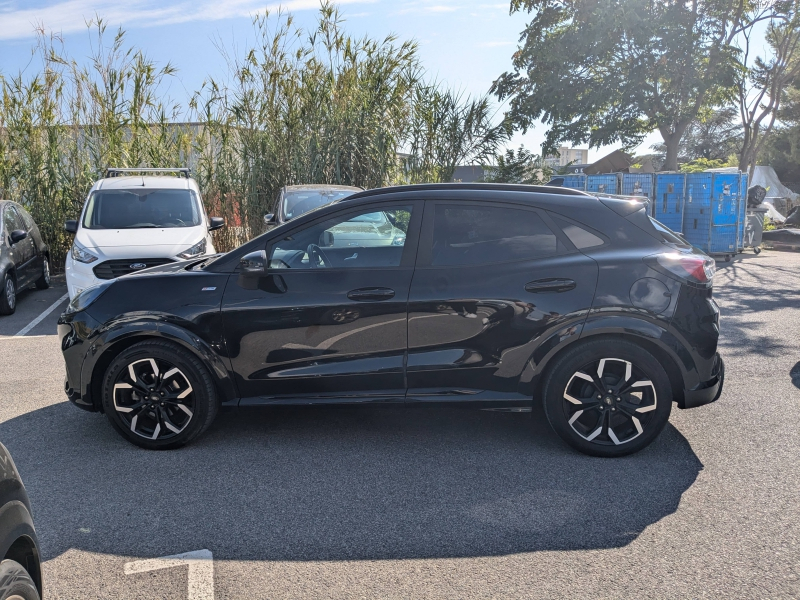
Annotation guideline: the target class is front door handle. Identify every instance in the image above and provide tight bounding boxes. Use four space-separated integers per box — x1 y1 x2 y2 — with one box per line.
525 278 576 293
347 287 396 301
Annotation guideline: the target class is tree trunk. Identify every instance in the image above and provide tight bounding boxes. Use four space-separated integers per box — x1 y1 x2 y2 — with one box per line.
662 133 681 172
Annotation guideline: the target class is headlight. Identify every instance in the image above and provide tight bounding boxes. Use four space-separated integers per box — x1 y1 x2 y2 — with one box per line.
177 238 207 259
391 235 406 246
71 240 98 264
65 280 113 314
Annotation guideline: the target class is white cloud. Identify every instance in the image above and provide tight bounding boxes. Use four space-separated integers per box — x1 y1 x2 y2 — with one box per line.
0 0 372 41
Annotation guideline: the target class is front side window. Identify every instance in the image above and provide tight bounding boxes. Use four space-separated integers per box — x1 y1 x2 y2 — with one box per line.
431 204 559 266
82 189 202 229
269 206 413 269
282 189 358 221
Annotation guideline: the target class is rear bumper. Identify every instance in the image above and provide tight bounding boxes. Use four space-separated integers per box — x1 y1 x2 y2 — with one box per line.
679 354 724 409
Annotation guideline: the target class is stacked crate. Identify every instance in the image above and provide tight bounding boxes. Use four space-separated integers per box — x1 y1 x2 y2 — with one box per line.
682 172 744 256
586 174 618 195
621 174 654 200
560 174 587 191
653 173 686 231
737 173 749 252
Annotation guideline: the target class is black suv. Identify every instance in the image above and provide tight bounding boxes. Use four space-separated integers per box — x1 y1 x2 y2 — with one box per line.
0 201 50 315
58 184 723 457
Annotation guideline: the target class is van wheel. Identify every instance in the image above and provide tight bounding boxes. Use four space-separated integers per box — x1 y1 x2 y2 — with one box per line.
0 559 40 600
0 274 16 315
101 340 218 450
542 340 672 457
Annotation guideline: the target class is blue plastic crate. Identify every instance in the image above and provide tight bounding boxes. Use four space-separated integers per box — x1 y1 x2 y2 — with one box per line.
682 173 714 250
560 174 587 191
682 172 745 255
653 174 686 231
586 174 618 195
621 174 654 199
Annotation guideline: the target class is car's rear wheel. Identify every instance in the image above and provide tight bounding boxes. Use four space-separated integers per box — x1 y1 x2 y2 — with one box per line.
0 274 16 315
101 340 218 450
0 559 40 600
542 339 672 457
34 257 50 290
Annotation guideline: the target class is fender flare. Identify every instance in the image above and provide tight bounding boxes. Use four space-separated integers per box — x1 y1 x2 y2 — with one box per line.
81 319 238 411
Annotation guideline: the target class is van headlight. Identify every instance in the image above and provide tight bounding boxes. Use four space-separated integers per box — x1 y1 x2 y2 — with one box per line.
71 240 99 264
177 238 207 259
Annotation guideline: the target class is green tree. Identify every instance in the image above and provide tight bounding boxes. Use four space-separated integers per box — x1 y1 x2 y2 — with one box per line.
482 145 551 184
493 0 762 171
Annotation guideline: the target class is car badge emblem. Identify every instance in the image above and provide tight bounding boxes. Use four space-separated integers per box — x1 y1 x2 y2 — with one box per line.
130 263 147 269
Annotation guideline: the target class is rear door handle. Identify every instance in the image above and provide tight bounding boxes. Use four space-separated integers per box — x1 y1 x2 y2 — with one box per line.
347 287 396 301
525 278 576 293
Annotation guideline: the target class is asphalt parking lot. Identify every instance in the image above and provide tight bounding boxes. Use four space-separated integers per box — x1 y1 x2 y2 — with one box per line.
0 252 798 599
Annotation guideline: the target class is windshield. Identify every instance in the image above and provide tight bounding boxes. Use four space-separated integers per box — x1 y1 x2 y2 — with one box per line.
82 189 202 229
282 189 357 221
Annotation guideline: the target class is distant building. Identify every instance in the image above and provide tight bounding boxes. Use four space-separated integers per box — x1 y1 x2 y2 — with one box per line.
543 146 590 169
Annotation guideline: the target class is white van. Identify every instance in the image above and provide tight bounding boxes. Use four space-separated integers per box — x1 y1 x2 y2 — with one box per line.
64 168 224 299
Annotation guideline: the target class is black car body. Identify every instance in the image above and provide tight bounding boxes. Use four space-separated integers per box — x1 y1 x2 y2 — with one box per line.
263 184 363 230
58 184 723 456
0 442 42 599
0 201 51 315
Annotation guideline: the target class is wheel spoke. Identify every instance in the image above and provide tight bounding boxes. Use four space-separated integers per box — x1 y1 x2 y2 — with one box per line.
619 379 654 395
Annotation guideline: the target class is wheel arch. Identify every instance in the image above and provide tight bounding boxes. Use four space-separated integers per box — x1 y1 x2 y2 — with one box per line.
86 326 237 412
532 331 686 407
4 535 41 597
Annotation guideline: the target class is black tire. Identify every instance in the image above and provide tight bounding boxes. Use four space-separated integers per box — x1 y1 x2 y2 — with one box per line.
753 246 762 255
34 257 50 290
101 340 219 450
0 559 40 600
0 273 16 316
542 339 672 457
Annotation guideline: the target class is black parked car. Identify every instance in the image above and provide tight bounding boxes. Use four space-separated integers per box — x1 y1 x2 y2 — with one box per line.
0 201 50 315
58 184 723 457
0 443 42 600
263 184 363 230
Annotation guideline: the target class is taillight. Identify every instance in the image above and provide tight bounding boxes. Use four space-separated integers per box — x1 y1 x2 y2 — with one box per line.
646 252 715 285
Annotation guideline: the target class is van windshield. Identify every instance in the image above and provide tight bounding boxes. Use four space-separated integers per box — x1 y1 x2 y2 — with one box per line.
82 189 202 229
283 189 357 221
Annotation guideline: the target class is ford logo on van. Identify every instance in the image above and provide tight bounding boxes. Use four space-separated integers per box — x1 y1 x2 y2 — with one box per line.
130 263 147 270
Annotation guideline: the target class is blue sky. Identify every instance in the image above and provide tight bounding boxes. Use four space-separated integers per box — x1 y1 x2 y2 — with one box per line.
0 0 720 161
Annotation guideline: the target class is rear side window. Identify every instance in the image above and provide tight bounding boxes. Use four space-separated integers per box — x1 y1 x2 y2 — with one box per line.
551 216 605 249
431 204 559 266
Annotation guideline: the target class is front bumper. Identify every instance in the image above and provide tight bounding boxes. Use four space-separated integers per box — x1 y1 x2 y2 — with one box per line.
679 354 724 409
65 254 102 299
59 311 102 411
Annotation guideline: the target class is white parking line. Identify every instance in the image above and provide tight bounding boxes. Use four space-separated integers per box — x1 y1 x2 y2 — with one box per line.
15 292 69 337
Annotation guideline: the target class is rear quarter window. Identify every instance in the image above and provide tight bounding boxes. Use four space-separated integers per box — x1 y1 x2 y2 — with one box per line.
550 215 605 249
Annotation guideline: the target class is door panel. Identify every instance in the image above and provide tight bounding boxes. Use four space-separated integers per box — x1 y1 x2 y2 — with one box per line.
407 201 598 400
222 201 421 403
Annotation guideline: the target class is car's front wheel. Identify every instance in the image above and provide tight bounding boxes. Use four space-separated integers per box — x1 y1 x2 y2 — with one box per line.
542 339 672 457
0 273 16 315
101 340 218 450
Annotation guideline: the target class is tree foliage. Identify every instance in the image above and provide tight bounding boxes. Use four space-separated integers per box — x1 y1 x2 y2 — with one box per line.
481 145 551 184
493 0 760 171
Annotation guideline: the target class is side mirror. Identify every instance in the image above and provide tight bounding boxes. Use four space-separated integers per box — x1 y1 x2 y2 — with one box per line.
240 250 267 276
320 231 334 247
209 217 225 231
264 213 276 225
9 230 27 244
64 220 78 234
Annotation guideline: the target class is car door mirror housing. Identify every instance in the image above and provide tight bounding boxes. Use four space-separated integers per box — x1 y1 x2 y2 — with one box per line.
64 220 78 234
209 217 225 231
240 250 267 276
9 229 27 244
320 231 334 247
264 213 276 225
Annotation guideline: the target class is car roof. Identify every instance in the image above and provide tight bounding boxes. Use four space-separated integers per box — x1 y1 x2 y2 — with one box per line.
284 184 363 192
93 176 198 192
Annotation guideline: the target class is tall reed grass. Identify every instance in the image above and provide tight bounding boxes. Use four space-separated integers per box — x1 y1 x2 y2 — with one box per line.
0 2 509 267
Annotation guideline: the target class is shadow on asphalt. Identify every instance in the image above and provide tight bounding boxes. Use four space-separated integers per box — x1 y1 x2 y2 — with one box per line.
1 402 702 562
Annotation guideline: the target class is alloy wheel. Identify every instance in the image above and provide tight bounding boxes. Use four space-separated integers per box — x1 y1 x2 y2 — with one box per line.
5 278 15 310
112 358 195 440
562 357 657 446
